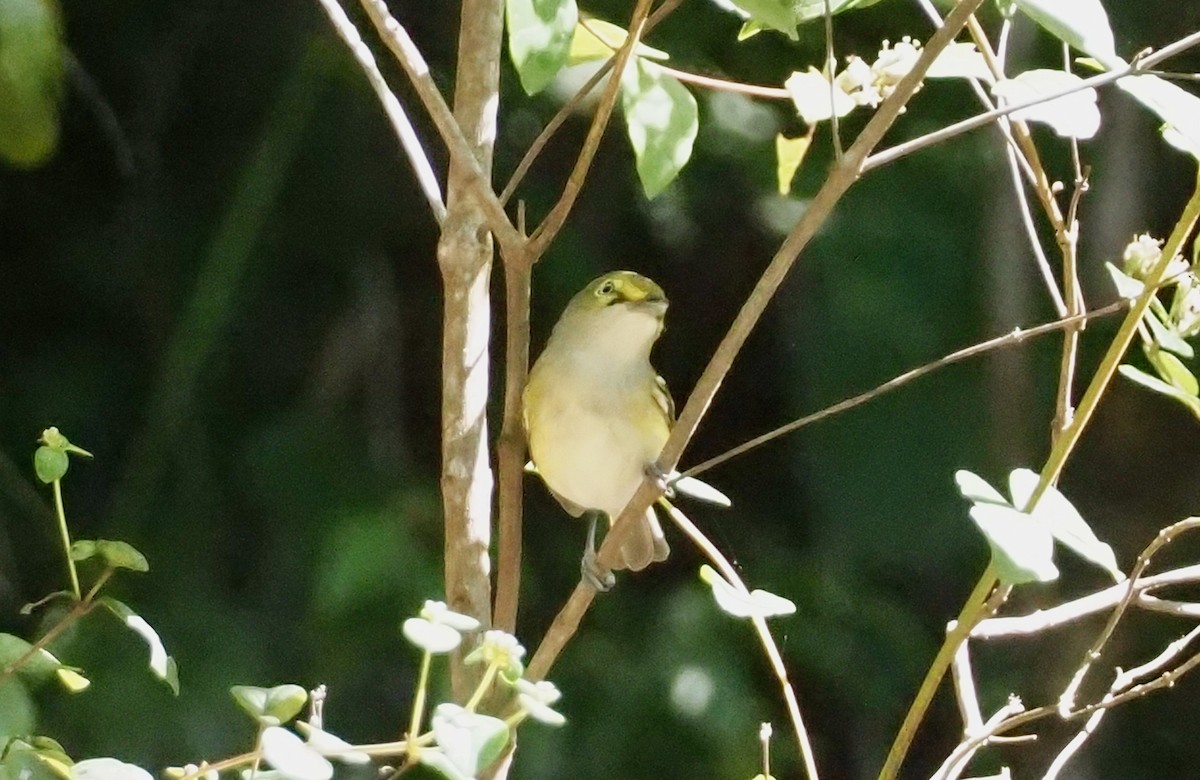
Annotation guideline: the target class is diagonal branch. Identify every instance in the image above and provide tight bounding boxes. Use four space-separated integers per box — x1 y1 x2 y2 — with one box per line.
358 0 524 255
316 0 447 223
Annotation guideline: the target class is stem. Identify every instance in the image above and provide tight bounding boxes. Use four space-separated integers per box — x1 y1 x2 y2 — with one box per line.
52 480 80 600
464 662 499 712
876 562 998 780
407 651 433 757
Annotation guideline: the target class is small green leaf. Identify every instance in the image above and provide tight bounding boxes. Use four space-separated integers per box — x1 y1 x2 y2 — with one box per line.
620 58 698 198
505 0 577 95
566 18 668 66
775 133 811 195
1144 311 1194 358
230 684 307 724
70 540 149 572
99 598 180 695
428 704 510 779
1120 363 1200 418
34 447 69 484
968 503 1058 585
1149 348 1199 396
699 565 797 619
1013 0 1117 67
260 727 333 780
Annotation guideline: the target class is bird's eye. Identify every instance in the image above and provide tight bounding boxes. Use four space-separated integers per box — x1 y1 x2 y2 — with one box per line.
597 280 616 296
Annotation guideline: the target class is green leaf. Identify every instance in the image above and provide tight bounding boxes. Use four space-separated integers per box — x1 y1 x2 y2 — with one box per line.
968 503 1058 585
1008 469 1123 581
260 727 333 780
1148 348 1200 396
775 133 811 195
70 540 149 572
98 598 180 695
1119 364 1200 418
1117 75 1200 160
230 684 307 725
1105 261 1145 299
1 738 73 780
0 633 70 685
1144 311 1194 358
566 18 668 66
33 447 68 484
620 58 698 198
0 678 36 739
1013 0 1117 67
427 704 510 779
505 0 577 95
721 0 798 39
0 0 64 167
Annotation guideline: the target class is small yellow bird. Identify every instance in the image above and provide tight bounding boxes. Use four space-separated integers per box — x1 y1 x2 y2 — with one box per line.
524 271 675 586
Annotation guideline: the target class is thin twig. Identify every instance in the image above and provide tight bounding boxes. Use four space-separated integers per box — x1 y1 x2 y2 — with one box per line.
661 502 821 780
862 31 1200 175
684 298 1131 478
973 562 1200 638
527 0 656 256
1058 517 1200 714
358 0 523 255
823 0 842 161
316 0 447 223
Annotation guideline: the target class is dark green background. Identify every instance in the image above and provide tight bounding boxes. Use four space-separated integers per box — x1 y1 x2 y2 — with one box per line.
3 0 1200 777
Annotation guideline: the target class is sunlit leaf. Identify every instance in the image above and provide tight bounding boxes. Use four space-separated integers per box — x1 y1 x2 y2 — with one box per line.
954 470 1007 506
402 618 464 654
99 598 180 695
968 503 1058 585
428 704 510 779
294 723 370 765
1120 363 1200 418
785 68 856 125
1013 0 1117 67
70 759 152 780
1118 75 1200 160
1144 314 1194 359
925 42 993 82
1105 261 1145 298
1149 348 1199 396
669 473 732 507
260 727 333 780
620 58 698 198
700 565 797 619
992 69 1099 139
775 133 811 195
1009 469 1123 581
0 678 35 738
505 0 577 95
566 18 668 66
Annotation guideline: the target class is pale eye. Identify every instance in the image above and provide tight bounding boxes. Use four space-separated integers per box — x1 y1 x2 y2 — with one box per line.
597 280 615 296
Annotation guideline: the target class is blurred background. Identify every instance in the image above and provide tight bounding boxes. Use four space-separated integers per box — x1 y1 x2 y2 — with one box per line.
2 0 1200 777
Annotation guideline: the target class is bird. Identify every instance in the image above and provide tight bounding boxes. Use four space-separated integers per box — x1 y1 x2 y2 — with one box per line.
523 271 676 588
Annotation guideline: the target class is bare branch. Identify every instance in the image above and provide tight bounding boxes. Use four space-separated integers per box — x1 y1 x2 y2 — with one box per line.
358 0 523 255
316 0 447 223
685 297 1132 479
